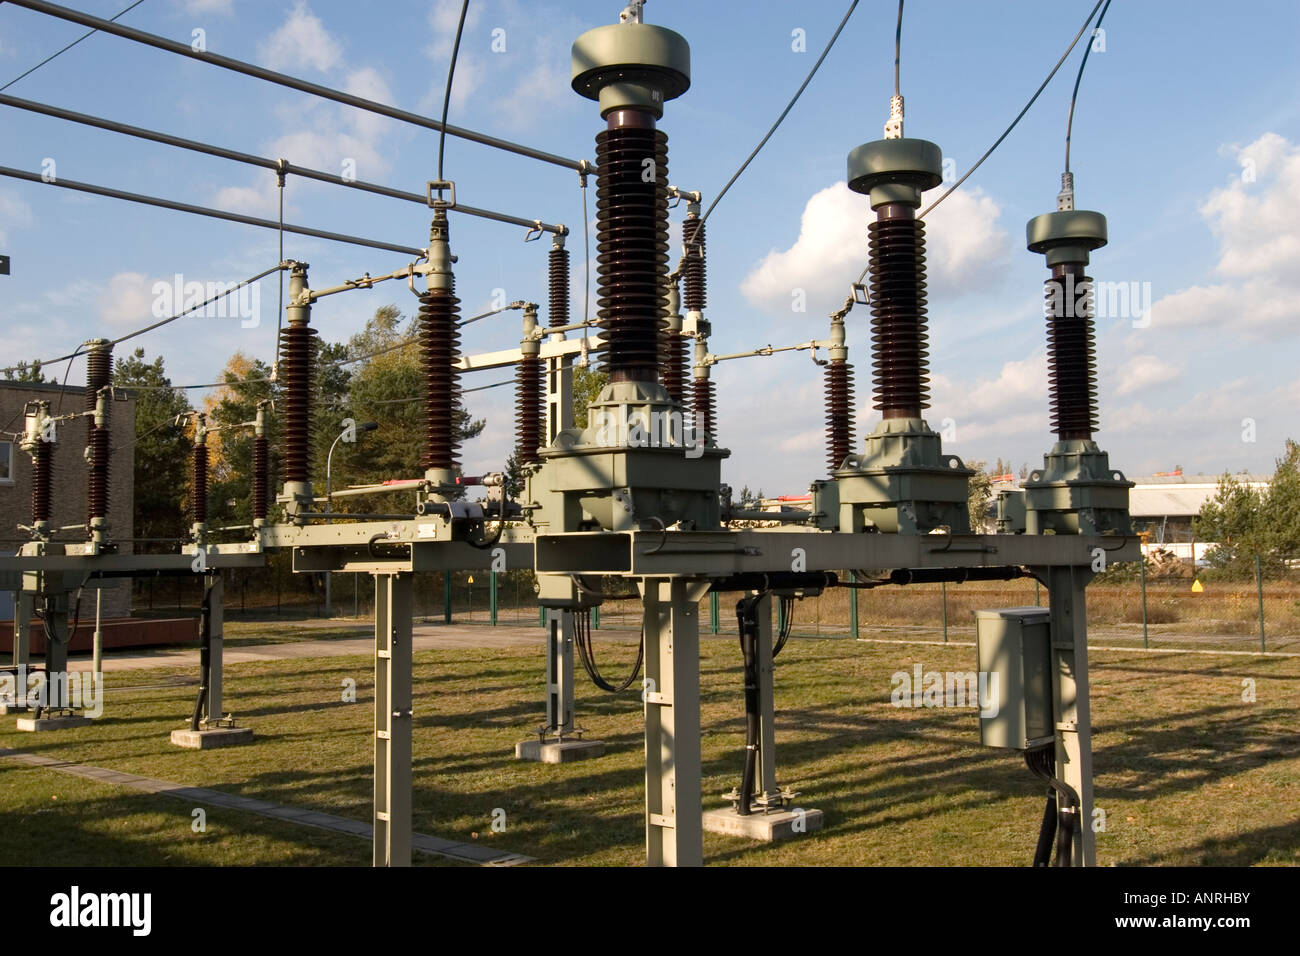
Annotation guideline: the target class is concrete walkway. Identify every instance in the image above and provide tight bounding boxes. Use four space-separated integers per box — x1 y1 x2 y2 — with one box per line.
0 748 533 866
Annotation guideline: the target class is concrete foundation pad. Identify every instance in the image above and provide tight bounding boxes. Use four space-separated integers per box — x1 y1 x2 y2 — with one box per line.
0 704 30 715
170 727 254 750
515 738 606 764
16 715 93 732
703 806 824 842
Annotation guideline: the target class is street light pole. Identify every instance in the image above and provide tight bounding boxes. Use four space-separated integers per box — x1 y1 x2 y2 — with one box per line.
324 419 377 616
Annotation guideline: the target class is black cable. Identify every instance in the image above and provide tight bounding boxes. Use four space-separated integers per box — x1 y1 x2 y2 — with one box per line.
893 0 903 98
1065 0 1112 174
915 0 1105 222
701 0 859 225
0 0 145 92
773 595 795 658
437 0 471 183
574 608 643 693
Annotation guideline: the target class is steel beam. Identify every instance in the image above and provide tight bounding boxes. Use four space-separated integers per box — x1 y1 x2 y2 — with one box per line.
1039 564 1096 866
201 574 225 723
640 577 711 866
545 608 577 737
373 572 414 867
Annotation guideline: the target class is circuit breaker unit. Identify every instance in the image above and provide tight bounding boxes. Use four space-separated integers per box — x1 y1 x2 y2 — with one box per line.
975 607 1054 750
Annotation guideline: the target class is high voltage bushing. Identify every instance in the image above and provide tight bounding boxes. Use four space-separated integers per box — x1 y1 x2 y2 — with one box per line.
190 415 209 541
516 305 544 465
548 237 570 329
82 338 114 545
816 137 972 534
661 279 688 405
278 261 316 517
419 206 462 500
524 8 724 565
22 401 53 537
1020 208 1132 535
824 316 855 473
252 401 269 527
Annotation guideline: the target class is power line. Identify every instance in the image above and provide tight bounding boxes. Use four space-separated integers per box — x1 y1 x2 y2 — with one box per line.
1065 0 1112 174
893 0 903 98
851 0 1108 288
0 0 144 92
6 0 590 174
701 0 859 224
0 164 425 257
437 0 471 183
0 93 568 235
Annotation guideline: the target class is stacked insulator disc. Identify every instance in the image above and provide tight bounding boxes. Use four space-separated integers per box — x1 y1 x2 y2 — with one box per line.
825 359 855 472
692 375 715 444
682 217 706 312
191 442 208 525
548 245 570 329
515 353 543 465
661 328 689 405
867 212 930 418
252 435 269 521
419 286 462 471
31 437 51 525
84 342 112 525
1045 264 1098 440
595 123 669 383
278 322 316 484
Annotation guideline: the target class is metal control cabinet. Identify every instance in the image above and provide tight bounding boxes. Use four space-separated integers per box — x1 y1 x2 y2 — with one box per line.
975 607 1054 750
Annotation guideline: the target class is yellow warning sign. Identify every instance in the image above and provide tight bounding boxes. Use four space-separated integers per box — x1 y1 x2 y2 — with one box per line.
1191 580 1204 593
468 575 475 584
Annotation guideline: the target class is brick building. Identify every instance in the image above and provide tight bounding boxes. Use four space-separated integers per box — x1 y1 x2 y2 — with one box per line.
0 380 135 619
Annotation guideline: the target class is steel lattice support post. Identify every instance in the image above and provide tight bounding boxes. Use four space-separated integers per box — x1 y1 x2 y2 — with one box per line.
3 592 34 713
201 573 224 723
1040 564 1096 867
640 577 710 866
373 572 413 867
545 608 576 736
751 592 779 804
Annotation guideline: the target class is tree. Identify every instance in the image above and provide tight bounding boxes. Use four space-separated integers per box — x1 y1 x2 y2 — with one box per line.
1195 471 1269 577
204 351 277 528
3 360 52 383
967 460 992 531
571 364 608 429
1262 439 1300 558
114 348 192 550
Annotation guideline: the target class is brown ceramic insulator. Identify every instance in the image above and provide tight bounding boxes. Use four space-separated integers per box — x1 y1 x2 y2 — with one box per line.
87 426 110 521
85 342 112 524
31 437 51 524
278 322 317 484
1045 263 1098 440
515 353 543 465
682 217 706 312
191 442 208 525
595 121 669 383
252 435 269 521
692 375 715 444
867 208 930 418
419 286 462 471
660 328 690 405
825 358 855 472
548 245 570 329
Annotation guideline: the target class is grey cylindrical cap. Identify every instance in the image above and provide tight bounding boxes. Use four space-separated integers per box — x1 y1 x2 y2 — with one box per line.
1026 210 1108 266
572 23 690 117
847 138 943 207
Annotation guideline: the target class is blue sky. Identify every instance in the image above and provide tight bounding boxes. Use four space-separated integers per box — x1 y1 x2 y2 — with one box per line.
1 0 1298 494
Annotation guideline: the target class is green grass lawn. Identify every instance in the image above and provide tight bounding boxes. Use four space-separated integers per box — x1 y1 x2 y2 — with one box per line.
2 632 1296 866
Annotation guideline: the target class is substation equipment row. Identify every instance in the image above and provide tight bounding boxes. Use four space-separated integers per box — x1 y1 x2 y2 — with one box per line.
0 4 1135 868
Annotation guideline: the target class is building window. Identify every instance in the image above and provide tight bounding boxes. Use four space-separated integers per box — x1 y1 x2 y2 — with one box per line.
0 440 13 484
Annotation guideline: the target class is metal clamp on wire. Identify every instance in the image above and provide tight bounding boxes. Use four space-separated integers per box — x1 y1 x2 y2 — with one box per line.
426 179 456 209
852 282 869 305
524 220 544 242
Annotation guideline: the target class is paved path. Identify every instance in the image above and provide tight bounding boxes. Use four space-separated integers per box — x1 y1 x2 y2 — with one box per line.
0 748 532 866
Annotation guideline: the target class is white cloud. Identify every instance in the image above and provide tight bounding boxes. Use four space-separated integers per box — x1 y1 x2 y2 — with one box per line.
184 0 234 14
1149 132 1300 336
742 181 1010 319
212 183 280 217
1113 353 1179 397
258 2 342 74
0 189 33 244
100 272 155 328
